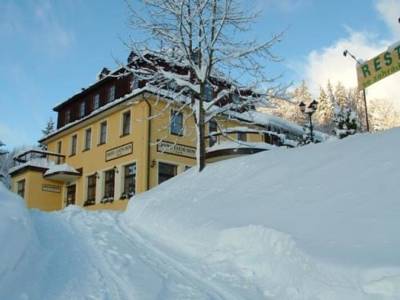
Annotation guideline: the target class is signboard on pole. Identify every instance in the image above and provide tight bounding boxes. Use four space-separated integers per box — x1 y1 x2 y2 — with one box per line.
357 42 400 90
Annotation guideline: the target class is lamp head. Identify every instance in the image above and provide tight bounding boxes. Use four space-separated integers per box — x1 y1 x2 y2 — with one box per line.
343 50 348 57
299 101 306 113
308 99 318 112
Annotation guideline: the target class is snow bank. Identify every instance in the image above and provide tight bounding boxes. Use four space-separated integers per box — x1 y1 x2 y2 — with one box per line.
125 128 400 299
0 184 38 283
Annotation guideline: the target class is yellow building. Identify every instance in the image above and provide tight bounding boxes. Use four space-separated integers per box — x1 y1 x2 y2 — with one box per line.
10 54 307 211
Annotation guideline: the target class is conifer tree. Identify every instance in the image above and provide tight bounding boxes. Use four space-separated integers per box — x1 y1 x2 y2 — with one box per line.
315 86 334 133
40 118 55 150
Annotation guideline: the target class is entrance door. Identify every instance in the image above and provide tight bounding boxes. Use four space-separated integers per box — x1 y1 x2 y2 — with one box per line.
66 185 76 206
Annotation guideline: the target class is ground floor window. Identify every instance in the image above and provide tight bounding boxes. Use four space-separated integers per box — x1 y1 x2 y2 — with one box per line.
158 162 177 184
237 132 247 142
123 163 136 198
66 185 76 206
85 174 96 206
17 179 25 198
103 169 115 200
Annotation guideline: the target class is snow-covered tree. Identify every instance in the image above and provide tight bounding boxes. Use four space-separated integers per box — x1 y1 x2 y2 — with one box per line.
40 118 55 150
369 99 400 131
0 142 11 187
125 0 284 171
334 82 348 108
262 80 311 125
333 106 359 139
0 149 17 189
315 86 334 133
0 141 7 157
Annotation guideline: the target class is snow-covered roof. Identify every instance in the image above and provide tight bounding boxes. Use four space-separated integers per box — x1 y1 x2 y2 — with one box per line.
226 110 329 141
207 141 276 153
44 82 327 144
44 164 79 176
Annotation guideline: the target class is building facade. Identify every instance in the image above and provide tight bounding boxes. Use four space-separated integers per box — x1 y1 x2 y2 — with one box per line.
10 54 308 211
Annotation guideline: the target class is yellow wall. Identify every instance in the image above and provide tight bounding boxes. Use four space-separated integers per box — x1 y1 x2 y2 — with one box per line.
12 170 63 211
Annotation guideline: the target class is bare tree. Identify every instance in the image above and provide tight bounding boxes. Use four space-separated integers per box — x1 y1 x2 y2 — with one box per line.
125 0 284 171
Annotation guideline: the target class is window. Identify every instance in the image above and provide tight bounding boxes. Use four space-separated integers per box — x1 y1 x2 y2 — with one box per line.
99 121 107 145
84 128 91 150
158 162 177 184
85 175 96 206
205 83 213 102
264 133 272 144
237 132 247 142
108 85 115 102
66 185 76 206
94 94 100 110
123 163 136 198
56 141 62 164
122 111 131 136
70 134 77 156
65 109 71 123
209 120 218 147
79 102 86 118
17 180 25 198
104 169 115 199
131 76 139 90
170 110 183 136
232 94 241 104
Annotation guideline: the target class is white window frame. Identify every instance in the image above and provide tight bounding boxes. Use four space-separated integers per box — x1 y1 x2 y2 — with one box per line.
98 121 107 145
121 110 131 136
83 127 92 151
170 109 184 136
79 102 86 118
108 85 115 102
94 94 100 110
70 134 78 156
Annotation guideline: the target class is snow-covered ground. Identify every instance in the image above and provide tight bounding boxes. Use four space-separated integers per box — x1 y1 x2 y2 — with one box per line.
1 129 400 299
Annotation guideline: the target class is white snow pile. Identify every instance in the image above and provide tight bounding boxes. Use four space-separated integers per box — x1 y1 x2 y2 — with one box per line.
0 185 39 288
0 128 400 299
124 128 400 299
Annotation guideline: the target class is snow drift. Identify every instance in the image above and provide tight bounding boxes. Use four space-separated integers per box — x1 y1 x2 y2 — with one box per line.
0 185 39 287
124 128 400 299
1 129 400 299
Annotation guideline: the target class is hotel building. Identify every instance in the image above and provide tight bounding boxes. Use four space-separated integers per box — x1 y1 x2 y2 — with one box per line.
10 52 309 211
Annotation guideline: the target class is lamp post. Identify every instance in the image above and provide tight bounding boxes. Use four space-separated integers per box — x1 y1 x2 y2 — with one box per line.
343 49 370 132
299 99 318 143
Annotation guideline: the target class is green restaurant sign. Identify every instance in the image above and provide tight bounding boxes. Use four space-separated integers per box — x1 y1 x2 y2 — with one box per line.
357 42 400 90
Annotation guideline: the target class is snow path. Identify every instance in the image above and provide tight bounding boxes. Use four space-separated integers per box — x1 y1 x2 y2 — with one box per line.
4 208 261 300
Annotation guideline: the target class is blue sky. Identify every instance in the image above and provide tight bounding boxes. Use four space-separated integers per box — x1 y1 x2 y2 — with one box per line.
0 0 399 148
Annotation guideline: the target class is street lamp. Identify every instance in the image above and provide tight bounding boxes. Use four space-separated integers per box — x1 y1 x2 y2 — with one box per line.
299 100 318 143
343 49 370 132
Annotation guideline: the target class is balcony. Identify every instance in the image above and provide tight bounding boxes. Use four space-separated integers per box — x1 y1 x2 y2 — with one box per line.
11 148 80 182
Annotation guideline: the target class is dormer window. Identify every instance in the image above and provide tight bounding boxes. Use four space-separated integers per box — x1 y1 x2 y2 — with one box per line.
108 85 115 103
79 102 86 118
94 94 100 110
204 83 213 102
65 109 71 123
131 76 139 91
232 94 241 104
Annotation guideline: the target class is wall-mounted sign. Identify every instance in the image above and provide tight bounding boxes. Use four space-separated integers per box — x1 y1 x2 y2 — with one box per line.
105 143 133 161
42 184 61 193
357 42 400 90
157 140 196 159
